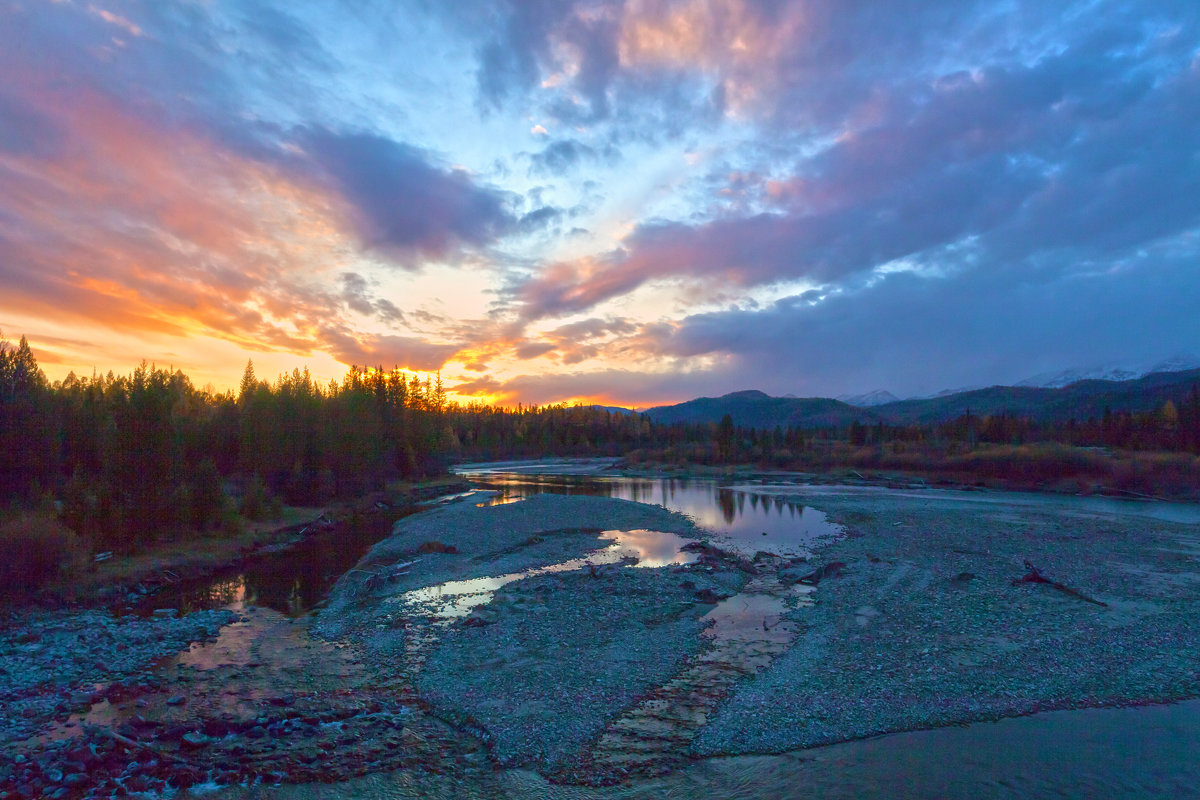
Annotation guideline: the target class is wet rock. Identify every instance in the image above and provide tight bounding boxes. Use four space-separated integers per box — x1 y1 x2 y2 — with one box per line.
180 731 210 750
463 607 499 627
795 561 847 586
777 566 809 584
694 587 735 604
166 694 187 706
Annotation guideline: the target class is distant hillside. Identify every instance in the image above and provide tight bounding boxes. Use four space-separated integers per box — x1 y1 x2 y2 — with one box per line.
643 390 873 429
837 389 900 407
642 369 1200 429
586 404 636 416
873 367 1200 425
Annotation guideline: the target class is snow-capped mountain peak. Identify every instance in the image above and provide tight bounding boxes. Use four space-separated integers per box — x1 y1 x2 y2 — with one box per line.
1144 353 1200 375
1017 354 1200 389
1016 365 1139 389
837 389 901 407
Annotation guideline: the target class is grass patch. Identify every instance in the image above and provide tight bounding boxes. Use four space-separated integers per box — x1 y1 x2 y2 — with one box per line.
0 513 88 600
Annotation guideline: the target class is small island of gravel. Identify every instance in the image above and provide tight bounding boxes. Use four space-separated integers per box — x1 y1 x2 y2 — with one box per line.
317 488 1200 784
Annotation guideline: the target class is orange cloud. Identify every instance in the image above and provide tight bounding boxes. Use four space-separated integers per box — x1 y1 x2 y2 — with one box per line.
0 74 463 375
617 0 809 116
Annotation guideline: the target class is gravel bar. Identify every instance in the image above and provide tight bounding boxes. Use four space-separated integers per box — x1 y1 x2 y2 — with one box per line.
694 491 1200 755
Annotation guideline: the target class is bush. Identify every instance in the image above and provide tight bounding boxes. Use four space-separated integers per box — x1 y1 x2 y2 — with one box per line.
240 474 269 520
0 513 87 599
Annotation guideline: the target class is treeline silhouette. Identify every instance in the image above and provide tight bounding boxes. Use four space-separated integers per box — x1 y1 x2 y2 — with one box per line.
1 337 454 551
3 334 1200 559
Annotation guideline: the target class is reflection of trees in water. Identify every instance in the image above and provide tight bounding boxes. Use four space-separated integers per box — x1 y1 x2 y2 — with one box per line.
181 576 244 614
287 579 305 617
717 489 736 524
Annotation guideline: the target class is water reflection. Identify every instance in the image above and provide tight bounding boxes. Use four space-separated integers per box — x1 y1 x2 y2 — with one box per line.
400 529 698 620
468 473 843 558
145 508 410 617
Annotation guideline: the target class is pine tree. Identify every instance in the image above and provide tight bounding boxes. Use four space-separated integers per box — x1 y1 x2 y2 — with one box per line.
238 360 257 404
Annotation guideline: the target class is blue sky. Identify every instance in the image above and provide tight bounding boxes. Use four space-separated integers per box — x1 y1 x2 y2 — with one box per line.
1 0 1198 404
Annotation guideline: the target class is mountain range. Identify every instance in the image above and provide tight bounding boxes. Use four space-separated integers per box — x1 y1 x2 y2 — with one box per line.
835 354 1200 403
1014 354 1199 389
640 366 1200 430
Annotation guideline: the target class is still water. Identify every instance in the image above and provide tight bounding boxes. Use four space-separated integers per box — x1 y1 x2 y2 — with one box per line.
460 470 844 558
400 528 699 620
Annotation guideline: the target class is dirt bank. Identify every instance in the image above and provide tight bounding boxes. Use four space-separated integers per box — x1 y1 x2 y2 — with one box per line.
49 479 470 610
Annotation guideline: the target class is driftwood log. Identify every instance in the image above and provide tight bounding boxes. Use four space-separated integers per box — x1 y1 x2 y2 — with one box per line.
1014 560 1108 607
84 723 194 765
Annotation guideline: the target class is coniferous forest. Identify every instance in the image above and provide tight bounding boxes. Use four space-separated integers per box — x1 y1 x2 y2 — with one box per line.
2 333 1199 573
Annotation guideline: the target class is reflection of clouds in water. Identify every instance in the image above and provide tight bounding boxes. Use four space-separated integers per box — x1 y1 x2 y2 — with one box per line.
473 473 845 558
402 529 697 619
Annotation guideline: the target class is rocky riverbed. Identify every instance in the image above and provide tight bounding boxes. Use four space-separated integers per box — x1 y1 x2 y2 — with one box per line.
3 485 1200 798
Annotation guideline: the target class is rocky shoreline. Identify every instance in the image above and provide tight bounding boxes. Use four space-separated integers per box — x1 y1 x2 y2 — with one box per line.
3 479 1200 798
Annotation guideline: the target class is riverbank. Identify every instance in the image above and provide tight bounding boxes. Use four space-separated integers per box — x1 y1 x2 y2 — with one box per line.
616 457 1200 503
4 475 1200 798
36 478 470 611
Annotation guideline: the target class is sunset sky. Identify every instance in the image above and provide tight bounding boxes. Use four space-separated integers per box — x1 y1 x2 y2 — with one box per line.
2 1 1198 406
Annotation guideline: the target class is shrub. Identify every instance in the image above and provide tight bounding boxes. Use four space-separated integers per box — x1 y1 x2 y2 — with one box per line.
0 513 88 599
240 474 269 520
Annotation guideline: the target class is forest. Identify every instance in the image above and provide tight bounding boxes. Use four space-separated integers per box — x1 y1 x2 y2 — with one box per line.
2 334 1199 593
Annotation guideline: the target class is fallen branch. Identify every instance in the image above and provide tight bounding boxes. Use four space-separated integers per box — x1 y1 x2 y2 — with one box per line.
1015 560 1108 607
1098 486 1162 501
84 723 194 765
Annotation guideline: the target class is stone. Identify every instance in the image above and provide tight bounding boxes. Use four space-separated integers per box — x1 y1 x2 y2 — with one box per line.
181 732 210 750
693 587 734 604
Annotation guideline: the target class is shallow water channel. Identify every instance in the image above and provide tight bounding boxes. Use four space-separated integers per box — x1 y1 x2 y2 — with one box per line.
463 469 845 558
131 463 1200 797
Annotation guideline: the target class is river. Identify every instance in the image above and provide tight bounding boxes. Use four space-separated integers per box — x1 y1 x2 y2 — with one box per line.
173 461 1200 797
